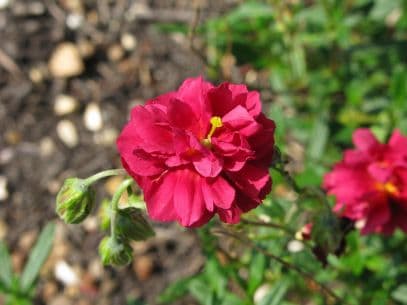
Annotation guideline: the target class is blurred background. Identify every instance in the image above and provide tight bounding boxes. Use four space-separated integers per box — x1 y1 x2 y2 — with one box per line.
0 0 407 304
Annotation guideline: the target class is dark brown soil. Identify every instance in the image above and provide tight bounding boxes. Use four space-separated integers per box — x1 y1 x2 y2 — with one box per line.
0 1 237 304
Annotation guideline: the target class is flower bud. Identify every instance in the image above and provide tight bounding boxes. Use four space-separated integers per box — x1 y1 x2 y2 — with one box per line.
115 207 155 241
98 236 133 266
56 178 95 224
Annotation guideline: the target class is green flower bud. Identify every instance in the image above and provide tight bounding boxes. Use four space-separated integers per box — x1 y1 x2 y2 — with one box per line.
98 236 133 266
56 178 95 224
115 207 155 241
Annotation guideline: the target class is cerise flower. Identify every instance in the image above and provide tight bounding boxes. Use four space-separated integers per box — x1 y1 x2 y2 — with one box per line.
117 77 275 227
323 129 407 234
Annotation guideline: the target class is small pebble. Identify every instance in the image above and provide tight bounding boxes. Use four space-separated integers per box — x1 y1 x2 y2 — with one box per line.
66 13 83 30
287 240 304 253
107 44 124 62
254 284 272 304
54 260 80 286
0 0 10 10
82 216 98 232
54 94 78 116
105 176 124 196
133 255 154 281
49 43 84 78
121 33 137 51
40 137 56 157
42 281 58 301
29 67 45 83
49 296 73 305
84 103 103 131
0 176 8 201
93 128 118 146
77 39 95 58
88 259 104 279
19 230 38 252
57 120 79 148
0 148 14 165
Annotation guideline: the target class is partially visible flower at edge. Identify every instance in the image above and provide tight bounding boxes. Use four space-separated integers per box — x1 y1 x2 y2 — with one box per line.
117 76 275 227
323 128 407 235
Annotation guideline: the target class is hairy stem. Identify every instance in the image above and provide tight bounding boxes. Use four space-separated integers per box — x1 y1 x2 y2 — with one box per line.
84 168 127 185
109 178 134 238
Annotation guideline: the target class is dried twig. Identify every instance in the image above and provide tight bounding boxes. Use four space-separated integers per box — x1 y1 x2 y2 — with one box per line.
188 2 210 66
0 48 22 77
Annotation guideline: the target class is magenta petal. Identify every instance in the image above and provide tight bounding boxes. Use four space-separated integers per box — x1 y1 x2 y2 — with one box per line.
367 163 392 183
245 91 262 116
352 128 380 151
217 205 242 224
144 173 178 222
173 169 207 227
228 164 270 199
222 105 261 137
167 99 198 131
361 203 391 234
129 106 174 153
202 177 235 210
193 150 223 177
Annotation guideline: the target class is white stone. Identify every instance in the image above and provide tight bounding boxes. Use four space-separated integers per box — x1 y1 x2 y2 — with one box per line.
83 103 102 131
66 13 83 30
0 176 8 201
254 284 272 304
54 260 79 286
93 128 118 146
54 94 78 116
40 137 56 157
287 240 304 253
121 33 137 51
0 0 10 10
48 43 84 78
57 120 79 148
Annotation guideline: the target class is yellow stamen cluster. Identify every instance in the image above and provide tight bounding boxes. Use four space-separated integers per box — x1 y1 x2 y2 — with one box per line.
376 182 399 196
202 116 223 147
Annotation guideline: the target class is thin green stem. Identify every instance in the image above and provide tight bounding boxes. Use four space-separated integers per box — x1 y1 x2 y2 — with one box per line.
109 178 134 238
84 168 127 185
241 218 295 235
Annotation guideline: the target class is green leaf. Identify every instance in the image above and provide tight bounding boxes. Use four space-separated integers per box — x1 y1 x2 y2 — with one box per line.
188 277 215 305
258 280 289 305
0 241 13 289
307 117 329 160
158 276 194 303
20 223 55 293
247 252 266 296
392 285 407 304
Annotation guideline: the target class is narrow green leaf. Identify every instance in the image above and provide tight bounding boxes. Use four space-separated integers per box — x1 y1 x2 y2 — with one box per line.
0 241 13 289
258 280 289 305
158 276 195 303
247 252 266 296
20 223 55 292
188 277 215 305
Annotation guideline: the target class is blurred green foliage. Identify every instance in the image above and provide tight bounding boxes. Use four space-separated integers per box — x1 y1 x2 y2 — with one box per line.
0 223 55 305
157 0 407 304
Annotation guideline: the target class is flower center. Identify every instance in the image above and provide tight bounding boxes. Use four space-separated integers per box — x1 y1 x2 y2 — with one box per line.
376 181 399 196
202 116 222 147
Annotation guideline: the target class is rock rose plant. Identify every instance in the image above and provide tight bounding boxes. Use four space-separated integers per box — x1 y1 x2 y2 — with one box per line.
55 76 407 304
117 77 275 227
323 129 407 234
